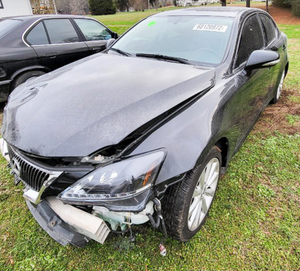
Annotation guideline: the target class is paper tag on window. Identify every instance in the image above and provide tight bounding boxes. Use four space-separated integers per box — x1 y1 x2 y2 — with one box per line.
193 24 228 32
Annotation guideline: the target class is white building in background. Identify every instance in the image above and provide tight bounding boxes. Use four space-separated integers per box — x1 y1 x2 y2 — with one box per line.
0 0 33 17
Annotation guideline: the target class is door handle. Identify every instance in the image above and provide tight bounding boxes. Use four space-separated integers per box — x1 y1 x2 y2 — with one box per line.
46 53 58 58
91 46 102 52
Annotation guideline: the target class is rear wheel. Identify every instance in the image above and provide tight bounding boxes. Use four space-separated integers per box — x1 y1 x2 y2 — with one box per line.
163 146 221 241
13 70 45 90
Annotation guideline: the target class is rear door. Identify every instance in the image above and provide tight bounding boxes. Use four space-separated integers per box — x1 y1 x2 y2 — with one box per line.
73 18 112 54
26 18 89 70
259 13 286 98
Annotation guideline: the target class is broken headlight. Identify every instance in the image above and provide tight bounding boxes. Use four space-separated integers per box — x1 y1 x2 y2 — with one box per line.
58 150 165 210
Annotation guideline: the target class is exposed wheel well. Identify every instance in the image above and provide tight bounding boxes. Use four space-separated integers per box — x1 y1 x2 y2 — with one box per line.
285 62 289 78
214 137 229 168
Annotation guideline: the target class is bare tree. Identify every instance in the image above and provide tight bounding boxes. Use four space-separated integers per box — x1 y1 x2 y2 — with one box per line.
129 0 148 11
56 0 89 14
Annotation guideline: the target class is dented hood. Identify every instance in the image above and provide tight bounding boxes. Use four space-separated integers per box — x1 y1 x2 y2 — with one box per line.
2 53 215 157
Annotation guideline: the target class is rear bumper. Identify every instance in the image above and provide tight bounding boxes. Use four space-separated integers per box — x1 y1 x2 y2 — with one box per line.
0 80 11 102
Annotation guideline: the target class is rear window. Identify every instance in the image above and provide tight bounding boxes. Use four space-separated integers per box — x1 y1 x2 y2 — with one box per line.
0 19 22 39
260 14 277 45
43 19 79 44
27 22 49 45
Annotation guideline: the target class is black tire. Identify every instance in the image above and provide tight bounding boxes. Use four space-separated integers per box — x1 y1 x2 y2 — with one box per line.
270 71 285 104
163 146 222 241
12 70 45 90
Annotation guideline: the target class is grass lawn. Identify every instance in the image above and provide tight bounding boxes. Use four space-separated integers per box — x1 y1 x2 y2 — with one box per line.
0 7 299 271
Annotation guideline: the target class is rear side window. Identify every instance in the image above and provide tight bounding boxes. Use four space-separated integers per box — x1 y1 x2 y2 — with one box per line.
235 15 264 68
260 14 277 45
27 22 49 45
74 19 111 41
44 19 79 44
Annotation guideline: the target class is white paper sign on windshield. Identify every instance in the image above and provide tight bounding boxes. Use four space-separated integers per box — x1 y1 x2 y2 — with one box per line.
193 24 228 32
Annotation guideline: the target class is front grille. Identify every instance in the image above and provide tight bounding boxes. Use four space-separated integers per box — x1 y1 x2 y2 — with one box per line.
8 146 52 191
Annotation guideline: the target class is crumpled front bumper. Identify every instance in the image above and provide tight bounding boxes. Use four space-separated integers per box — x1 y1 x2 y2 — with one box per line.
0 138 10 162
0 80 11 103
0 139 156 246
26 197 111 247
1 139 111 246
25 199 89 247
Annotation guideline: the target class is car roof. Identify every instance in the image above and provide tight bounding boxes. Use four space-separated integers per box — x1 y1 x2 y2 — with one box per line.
152 7 264 18
2 14 89 22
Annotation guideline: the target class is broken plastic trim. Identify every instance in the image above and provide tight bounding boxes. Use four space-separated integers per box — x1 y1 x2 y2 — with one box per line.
47 197 110 245
25 199 89 247
146 198 168 256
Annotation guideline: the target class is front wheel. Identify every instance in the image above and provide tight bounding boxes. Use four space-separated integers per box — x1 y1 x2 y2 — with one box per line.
12 70 45 90
163 146 221 241
271 71 285 104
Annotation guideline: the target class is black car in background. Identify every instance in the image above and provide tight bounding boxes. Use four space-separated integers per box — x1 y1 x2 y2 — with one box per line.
1 7 288 248
0 15 117 102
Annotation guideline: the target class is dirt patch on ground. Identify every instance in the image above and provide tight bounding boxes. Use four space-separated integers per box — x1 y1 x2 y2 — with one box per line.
254 89 300 135
232 3 300 25
262 5 300 25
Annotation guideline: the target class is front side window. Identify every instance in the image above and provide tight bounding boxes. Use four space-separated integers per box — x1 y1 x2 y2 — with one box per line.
27 22 49 45
112 16 234 65
44 19 79 44
74 19 111 41
260 14 277 45
235 15 264 68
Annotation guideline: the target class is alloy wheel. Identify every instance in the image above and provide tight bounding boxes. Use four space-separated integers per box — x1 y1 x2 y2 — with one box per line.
188 158 220 231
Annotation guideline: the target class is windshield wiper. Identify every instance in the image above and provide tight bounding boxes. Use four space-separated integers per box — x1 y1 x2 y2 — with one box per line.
135 53 192 65
110 47 131 57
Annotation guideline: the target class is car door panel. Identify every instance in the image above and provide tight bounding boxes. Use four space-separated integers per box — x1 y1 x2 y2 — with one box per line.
31 42 90 70
225 14 272 151
259 14 287 101
28 19 90 70
224 68 271 151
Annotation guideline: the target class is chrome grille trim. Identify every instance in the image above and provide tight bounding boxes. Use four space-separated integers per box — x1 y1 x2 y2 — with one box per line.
8 145 63 204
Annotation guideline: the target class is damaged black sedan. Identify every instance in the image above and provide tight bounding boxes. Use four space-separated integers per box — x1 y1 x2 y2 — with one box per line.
1 7 288 248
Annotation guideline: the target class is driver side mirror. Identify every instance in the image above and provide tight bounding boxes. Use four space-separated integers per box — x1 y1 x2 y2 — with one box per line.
112 32 118 39
245 50 280 70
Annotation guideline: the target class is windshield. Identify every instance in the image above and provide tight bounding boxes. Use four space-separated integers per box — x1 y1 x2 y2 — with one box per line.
0 19 22 39
111 16 234 65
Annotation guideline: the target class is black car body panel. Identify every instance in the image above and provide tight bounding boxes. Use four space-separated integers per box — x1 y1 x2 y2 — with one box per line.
3 53 215 157
0 7 289 246
0 15 117 102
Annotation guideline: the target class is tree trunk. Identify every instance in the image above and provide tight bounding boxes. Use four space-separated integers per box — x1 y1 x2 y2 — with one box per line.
266 0 269 13
246 0 250 7
221 0 226 6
